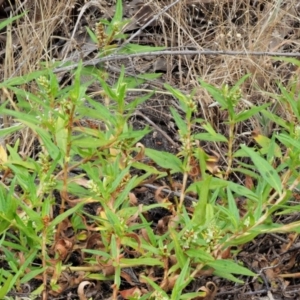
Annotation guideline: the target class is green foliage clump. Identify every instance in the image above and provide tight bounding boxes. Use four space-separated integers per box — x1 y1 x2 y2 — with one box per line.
1 1 300 299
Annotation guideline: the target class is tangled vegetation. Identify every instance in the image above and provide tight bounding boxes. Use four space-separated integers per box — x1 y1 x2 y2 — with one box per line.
1 0 300 299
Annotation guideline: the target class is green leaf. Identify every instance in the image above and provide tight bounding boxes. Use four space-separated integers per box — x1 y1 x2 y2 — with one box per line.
1 69 48 87
197 122 228 142
226 180 258 202
120 258 163 267
70 61 88 102
185 249 214 262
6 159 37 174
121 235 161 256
145 148 182 173
48 70 59 97
232 167 260 179
111 234 117 258
72 137 108 148
227 188 240 226
126 92 154 110
35 127 61 161
252 131 282 158
7 249 38 292
77 99 115 124
140 276 169 298
20 267 47 284
139 214 158 247
82 249 111 259
112 0 123 24
0 123 23 137
55 115 68 156
0 107 40 125
261 109 289 130
114 174 138 209
87 273 113 280
226 231 259 246
233 148 251 157
186 177 227 195
271 56 300 67
277 133 300 150
11 118 61 162
132 161 165 175
209 259 255 276
194 147 208 180
241 145 282 195
164 84 188 112
192 176 211 226
114 257 121 288
120 43 165 54
231 74 251 94
180 292 206 299
266 135 280 161
0 273 13 298
201 122 222 136
194 132 228 142
199 80 227 108
49 203 84 228
171 259 191 300
278 83 300 120
86 26 98 43
170 107 188 135
205 203 214 224
0 13 25 31
0 185 17 220
235 103 270 123
212 270 244 283
170 228 187 269
96 76 118 100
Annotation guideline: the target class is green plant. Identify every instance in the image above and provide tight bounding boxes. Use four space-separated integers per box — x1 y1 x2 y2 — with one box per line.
3 61 300 298
128 73 300 298
3 2 300 299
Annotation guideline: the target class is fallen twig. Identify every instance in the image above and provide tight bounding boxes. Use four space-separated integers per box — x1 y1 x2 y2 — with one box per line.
135 110 178 148
54 49 300 73
142 183 197 202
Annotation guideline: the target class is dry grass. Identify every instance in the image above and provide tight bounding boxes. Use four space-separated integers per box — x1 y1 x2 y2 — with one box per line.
2 1 299 81
154 0 300 104
3 0 76 77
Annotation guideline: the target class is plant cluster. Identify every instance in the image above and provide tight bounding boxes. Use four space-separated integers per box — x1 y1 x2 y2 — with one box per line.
1 1 300 300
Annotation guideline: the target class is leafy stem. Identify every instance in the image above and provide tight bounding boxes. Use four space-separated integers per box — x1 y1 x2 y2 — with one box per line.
225 121 235 179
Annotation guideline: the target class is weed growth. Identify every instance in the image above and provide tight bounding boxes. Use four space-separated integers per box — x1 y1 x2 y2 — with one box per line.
1 1 300 299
